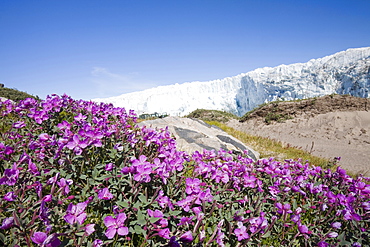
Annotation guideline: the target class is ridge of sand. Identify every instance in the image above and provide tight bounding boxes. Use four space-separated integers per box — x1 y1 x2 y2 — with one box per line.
227 110 370 176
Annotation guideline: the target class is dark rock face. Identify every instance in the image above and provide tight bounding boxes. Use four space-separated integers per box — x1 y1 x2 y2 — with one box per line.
174 127 221 151
138 116 259 160
216 135 257 160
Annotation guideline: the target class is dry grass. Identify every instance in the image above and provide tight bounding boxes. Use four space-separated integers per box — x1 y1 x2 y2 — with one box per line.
206 120 334 169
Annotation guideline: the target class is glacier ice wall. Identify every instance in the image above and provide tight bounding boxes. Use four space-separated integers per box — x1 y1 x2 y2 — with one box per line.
93 47 370 117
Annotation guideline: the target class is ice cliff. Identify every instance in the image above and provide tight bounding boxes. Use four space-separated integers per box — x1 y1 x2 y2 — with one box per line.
93 47 370 117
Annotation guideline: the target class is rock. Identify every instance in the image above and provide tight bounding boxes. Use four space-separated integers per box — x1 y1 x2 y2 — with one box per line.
138 116 259 160
0 97 11 102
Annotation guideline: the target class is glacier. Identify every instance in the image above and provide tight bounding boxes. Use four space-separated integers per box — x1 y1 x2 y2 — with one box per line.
93 47 370 117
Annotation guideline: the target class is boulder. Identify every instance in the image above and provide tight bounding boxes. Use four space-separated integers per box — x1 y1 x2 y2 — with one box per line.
138 116 259 160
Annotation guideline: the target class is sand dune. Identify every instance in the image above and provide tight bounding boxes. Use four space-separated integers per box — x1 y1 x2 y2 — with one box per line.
228 111 370 176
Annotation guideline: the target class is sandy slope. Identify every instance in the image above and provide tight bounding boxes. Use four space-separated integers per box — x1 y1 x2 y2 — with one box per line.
227 111 370 176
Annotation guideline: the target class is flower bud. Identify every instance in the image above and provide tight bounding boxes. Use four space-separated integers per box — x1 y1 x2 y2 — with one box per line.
327 232 338 238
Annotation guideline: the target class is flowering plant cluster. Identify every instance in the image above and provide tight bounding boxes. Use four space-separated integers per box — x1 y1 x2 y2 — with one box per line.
0 94 369 246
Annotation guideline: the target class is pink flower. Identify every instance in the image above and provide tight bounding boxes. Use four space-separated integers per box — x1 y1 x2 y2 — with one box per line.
98 187 114 200
234 224 249 241
28 161 40 176
331 222 341 229
243 175 257 188
104 213 129 239
132 155 153 182
147 209 164 218
133 164 152 182
177 216 194 226
327 232 338 238
43 195 52 202
157 218 168 228
74 113 87 121
156 190 173 209
275 203 292 214
249 213 268 233
66 134 88 155
12 121 26 129
298 223 311 234
105 163 114 171
318 241 329 247
31 232 61 247
39 133 51 142
64 202 88 225
179 231 193 242
158 228 171 239
168 236 180 247
176 195 194 212
0 217 14 229
216 228 225 247
195 188 213 204
57 178 73 195
3 191 17 201
0 163 19 186
93 239 103 247
85 224 95 236
185 178 201 195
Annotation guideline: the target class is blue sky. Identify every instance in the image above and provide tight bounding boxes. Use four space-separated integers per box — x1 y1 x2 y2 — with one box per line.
1 0 369 100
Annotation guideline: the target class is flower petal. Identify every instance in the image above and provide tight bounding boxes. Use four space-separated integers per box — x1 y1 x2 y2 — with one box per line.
75 201 87 214
85 224 95 236
104 216 116 227
105 227 117 239
31 232 47 245
116 213 127 225
0 217 14 230
76 212 87 225
64 214 75 225
117 226 129 236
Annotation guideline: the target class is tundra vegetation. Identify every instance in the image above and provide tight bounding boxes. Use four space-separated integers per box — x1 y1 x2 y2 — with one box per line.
0 94 369 246
0 84 39 102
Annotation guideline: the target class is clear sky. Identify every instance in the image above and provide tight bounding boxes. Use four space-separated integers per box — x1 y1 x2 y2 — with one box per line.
1 0 369 100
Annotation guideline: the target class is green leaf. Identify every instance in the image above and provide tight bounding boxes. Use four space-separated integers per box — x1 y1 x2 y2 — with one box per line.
133 201 142 209
137 218 146 225
92 169 98 179
168 210 182 216
149 217 159 223
66 239 74 245
292 199 297 209
134 225 145 235
109 149 118 158
213 194 221 201
137 210 146 225
338 232 352 245
59 169 67 177
262 230 271 238
339 240 352 245
138 195 147 204
95 174 112 181
314 181 322 186
116 201 129 208
72 155 84 162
